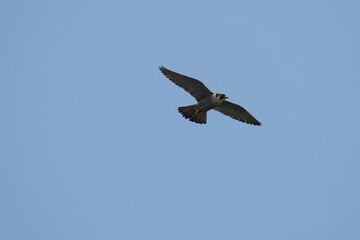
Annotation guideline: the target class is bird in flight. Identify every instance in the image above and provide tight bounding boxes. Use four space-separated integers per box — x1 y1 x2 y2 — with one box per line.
159 66 261 126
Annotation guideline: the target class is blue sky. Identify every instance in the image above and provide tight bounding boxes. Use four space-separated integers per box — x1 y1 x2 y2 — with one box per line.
1 0 359 239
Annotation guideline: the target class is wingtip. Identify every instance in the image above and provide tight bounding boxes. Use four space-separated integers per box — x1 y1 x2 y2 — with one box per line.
245 119 261 126
159 66 167 74
252 121 262 126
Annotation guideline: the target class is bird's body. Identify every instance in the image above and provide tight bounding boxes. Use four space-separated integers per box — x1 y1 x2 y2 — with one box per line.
159 66 261 126
195 93 226 113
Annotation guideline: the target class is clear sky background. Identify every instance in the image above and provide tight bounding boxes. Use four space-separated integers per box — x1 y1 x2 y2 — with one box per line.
1 1 359 239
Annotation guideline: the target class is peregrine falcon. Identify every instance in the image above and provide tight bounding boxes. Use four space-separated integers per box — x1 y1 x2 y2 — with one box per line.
159 66 261 126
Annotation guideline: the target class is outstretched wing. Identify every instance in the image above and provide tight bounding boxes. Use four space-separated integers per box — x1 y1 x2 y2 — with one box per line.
213 101 261 126
159 66 212 101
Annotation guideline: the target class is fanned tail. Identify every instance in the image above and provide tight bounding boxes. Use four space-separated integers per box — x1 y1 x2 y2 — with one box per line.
178 105 207 124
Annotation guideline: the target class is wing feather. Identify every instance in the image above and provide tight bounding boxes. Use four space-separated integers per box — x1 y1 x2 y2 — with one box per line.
159 66 212 101
213 101 261 126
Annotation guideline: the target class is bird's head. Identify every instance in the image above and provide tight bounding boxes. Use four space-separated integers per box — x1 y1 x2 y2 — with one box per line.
215 93 228 101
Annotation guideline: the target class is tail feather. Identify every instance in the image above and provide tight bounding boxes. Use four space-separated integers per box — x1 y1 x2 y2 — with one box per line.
178 105 207 124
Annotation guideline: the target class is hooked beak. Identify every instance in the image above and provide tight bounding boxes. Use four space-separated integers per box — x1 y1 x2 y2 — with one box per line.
225 95 228 99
